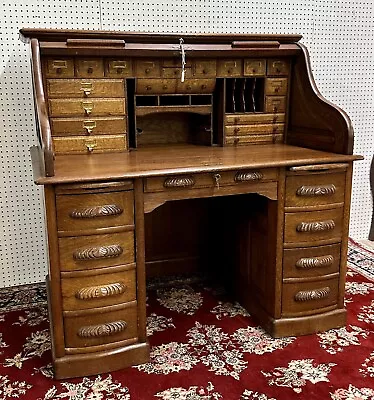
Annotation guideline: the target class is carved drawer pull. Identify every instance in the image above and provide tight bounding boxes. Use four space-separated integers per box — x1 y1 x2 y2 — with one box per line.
70 204 123 219
164 176 195 188
73 244 123 261
78 320 127 338
296 255 334 269
82 101 93 115
235 171 264 182
294 287 331 302
296 184 336 197
296 220 335 233
75 282 126 300
81 82 93 97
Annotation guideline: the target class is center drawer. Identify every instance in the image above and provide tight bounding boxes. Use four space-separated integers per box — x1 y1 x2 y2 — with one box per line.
144 168 277 193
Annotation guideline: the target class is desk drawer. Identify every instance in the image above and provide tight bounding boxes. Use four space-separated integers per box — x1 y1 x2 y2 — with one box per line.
45 58 75 78
244 59 266 76
106 59 133 77
64 303 138 349
225 123 284 136
284 208 343 245
267 59 290 76
283 243 341 279
225 134 283 146
265 96 286 113
56 190 134 233
47 79 125 98
53 134 127 154
225 113 285 125
76 58 104 78
144 168 277 193
48 98 126 117
59 231 135 272
61 267 136 311
265 78 288 95
51 117 127 137
217 59 243 77
282 277 339 316
286 172 346 208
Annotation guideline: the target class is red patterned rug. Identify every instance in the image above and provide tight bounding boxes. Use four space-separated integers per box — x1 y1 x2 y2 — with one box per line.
0 239 373 400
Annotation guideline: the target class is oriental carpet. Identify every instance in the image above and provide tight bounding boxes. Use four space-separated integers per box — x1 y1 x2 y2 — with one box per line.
0 238 373 399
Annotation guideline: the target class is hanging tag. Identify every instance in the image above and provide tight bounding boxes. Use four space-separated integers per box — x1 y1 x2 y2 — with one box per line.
179 38 186 83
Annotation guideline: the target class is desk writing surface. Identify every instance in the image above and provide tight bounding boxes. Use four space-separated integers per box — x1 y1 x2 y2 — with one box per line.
34 144 361 184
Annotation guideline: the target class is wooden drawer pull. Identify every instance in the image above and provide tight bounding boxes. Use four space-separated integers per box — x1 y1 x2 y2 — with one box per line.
73 244 123 261
296 255 334 269
296 184 336 197
75 282 126 300
78 320 127 338
235 171 264 182
296 220 335 233
69 204 123 219
164 176 195 188
294 287 331 302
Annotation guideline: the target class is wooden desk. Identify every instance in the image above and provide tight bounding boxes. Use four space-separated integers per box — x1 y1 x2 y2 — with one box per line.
21 29 362 379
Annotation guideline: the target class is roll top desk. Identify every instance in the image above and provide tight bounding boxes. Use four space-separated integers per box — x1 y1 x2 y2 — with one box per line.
20 29 362 379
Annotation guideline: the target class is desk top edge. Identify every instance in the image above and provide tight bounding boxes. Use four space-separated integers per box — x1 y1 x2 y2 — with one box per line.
31 144 363 185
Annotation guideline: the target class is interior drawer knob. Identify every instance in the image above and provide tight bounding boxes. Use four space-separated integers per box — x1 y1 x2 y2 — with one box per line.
296 184 336 197
73 244 123 260
296 255 334 269
78 320 127 338
294 287 331 302
296 220 335 233
235 171 264 182
69 204 123 219
75 282 126 300
164 176 195 188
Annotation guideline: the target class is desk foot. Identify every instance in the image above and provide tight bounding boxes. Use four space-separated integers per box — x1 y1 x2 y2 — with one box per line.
53 342 150 380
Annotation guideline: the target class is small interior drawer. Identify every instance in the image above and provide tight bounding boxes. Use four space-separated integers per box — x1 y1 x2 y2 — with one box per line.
45 58 75 78
193 60 217 77
225 123 284 136
61 267 136 311
47 79 125 98
225 113 285 125
217 59 243 77
48 98 126 117
64 304 138 349
265 96 286 113
59 231 135 272
105 59 133 77
52 134 127 154
243 59 266 76
56 190 134 233
267 59 290 76
76 58 104 78
265 78 288 95
282 277 339 316
50 116 127 137
135 60 161 78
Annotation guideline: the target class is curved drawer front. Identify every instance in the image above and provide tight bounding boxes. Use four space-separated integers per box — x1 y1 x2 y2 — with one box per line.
283 243 341 279
286 172 346 208
144 168 277 193
59 231 135 271
284 208 343 245
64 304 137 349
61 268 136 311
282 277 339 316
57 190 134 233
